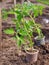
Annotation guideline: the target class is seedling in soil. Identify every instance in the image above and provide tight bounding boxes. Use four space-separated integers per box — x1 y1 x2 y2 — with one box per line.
2 2 44 49
2 2 44 62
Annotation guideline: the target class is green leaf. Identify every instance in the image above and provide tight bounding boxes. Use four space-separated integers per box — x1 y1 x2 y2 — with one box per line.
2 9 8 19
36 28 41 35
19 28 27 36
16 35 24 47
14 9 21 15
17 14 23 21
4 28 15 35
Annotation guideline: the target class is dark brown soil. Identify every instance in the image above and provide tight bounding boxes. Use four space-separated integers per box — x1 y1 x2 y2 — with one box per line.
0 38 49 65
2 11 49 65
2 16 49 65
0 0 49 65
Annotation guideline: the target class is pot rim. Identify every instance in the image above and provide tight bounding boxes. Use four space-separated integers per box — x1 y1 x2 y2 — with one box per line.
34 36 45 40
25 49 39 55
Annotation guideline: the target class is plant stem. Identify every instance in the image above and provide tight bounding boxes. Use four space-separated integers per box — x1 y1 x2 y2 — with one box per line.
22 18 34 48
29 15 41 36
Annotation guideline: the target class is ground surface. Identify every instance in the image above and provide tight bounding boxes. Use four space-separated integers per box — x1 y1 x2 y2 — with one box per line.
0 38 49 65
0 0 49 65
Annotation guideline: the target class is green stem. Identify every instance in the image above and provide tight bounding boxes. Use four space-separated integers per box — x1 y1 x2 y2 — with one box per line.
22 18 33 48
29 15 41 36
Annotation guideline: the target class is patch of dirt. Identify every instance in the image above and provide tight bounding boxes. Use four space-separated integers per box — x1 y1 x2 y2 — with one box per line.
0 38 49 65
0 1 49 65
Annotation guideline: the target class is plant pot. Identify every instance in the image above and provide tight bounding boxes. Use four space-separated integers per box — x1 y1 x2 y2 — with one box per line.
25 49 39 63
34 36 45 46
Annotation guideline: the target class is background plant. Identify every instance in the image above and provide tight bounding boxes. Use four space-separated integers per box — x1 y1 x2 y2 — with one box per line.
37 0 49 6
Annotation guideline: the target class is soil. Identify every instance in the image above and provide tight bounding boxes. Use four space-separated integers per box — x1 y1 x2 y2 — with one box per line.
0 0 49 65
1 7 49 65
0 38 49 65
